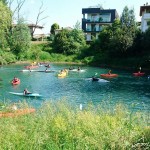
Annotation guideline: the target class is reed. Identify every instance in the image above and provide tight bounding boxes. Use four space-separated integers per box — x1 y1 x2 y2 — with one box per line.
0 100 149 150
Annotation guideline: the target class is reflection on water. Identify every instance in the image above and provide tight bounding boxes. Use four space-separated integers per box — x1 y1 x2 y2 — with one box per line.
0 63 149 111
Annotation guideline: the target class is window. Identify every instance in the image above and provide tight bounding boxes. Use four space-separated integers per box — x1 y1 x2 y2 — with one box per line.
99 13 111 22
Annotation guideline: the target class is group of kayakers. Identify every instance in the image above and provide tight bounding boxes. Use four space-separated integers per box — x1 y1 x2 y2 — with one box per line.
69 66 81 71
11 77 31 95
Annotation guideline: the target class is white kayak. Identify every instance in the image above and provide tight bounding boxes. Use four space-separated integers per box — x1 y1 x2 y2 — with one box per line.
85 78 109 82
21 70 55 73
9 92 42 97
69 69 86 72
21 69 38 72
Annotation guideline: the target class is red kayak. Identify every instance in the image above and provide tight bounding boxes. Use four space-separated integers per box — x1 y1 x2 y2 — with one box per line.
133 72 145 76
24 65 39 69
12 79 20 85
100 74 118 78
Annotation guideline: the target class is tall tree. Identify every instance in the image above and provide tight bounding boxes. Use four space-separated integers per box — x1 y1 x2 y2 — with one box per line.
119 6 137 52
50 23 60 35
0 1 12 49
10 18 31 58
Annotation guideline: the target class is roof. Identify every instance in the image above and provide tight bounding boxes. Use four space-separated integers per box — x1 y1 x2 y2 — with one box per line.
140 5 150 16
28 24 44 28
12 23 44 28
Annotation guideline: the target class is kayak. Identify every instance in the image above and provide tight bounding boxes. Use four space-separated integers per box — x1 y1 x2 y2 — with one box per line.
24 65 39 69
58 72 67 77
69 69 86 72
21 69 38 72
12 79 20 85
21 70 55 73
133 72 145 76
100 74 118 78
36 70 55 73
86 78 109 82
0 108 35 118
9 92 42 97
92 77 99 81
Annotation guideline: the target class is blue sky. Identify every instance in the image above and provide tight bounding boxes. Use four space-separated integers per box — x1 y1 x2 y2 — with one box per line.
11 0 148 33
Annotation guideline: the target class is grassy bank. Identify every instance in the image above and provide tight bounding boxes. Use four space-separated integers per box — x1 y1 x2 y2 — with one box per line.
0 101 149 149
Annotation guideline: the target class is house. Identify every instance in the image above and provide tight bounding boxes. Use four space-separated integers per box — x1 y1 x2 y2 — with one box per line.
82 6 119 41
28 24 44 41
140 3 150 32
13 23 44 41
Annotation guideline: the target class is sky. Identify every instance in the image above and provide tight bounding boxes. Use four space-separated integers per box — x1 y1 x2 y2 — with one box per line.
11 0 149 34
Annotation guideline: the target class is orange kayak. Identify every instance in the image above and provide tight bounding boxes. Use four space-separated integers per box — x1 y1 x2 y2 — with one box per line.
100 74 118 78
0 108 35 118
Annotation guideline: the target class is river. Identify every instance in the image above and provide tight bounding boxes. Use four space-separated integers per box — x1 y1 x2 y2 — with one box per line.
0 63 149 111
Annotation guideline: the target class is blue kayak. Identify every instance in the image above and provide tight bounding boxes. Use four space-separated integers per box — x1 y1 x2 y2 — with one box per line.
9 92 42 97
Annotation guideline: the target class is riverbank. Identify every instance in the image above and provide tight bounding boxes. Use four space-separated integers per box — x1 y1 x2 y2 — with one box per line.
13 60 84 65
0 101 149 149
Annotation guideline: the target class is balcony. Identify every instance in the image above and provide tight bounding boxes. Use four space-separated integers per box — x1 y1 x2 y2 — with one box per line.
142 13 150 19
86 28 102 32
82 18 111 23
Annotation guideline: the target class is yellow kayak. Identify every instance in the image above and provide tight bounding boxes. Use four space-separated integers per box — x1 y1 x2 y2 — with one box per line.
57 72 67 77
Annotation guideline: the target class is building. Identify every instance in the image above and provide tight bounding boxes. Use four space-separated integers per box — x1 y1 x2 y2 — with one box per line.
13 23 44 41
28 24 44 40
140 3 150 32
82 7 119 41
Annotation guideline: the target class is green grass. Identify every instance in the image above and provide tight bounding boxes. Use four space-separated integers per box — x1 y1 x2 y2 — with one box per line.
0 100 149 150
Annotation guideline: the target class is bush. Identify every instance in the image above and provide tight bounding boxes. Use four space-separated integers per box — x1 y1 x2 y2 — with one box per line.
0 51 16 64
0 101 149 149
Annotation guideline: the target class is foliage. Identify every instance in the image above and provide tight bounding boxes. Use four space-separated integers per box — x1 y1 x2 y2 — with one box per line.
73 20 81 30
0 50 16 65
0 1 12 49
119 6 137 52
0 101 149 149
50 23 60 35
10 18 31 58
141 27 150 53
0 0 7 5
53 29 86 55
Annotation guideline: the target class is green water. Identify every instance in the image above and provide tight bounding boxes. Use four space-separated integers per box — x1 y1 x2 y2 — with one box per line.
0 63 149 111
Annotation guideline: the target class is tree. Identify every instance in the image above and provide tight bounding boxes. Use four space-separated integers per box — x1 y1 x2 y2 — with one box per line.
10 18 31 58
50 23 60 35
119 6 137 52
31 1 48 37
9 0 48 38
0 0 7 5
0 1 12 49
141 27 150 54
73 21 81 30
53 28 86 55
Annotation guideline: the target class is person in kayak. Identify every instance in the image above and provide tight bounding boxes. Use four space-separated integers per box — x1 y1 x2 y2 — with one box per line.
138 67 141 73
23 88 31 95
92 73 99 81
12 77 19 83
108 70 112 75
